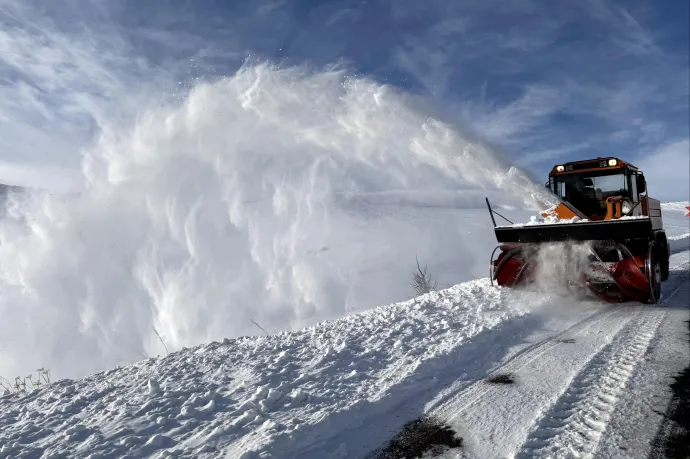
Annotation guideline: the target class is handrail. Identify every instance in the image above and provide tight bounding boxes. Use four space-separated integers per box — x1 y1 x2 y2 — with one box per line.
485 197 514 226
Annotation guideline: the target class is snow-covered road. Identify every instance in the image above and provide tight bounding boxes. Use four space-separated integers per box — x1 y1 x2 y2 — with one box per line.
330 243 690 459
0 218 688 458
439 256 689 459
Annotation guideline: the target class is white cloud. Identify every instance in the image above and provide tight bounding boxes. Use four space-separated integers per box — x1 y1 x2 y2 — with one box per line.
387 0 687 192
461 85 568 140
635 139 690 202
584 0 661 56
515 141 593 167
0 0 179 184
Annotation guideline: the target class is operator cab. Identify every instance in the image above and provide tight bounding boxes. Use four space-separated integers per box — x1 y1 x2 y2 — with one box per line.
547 157 647 220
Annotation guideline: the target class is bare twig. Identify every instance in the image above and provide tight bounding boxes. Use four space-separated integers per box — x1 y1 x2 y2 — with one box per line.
250 319 268 335
152 327 169 356
411 256 438 295
0 375 12 393
0 369 52 395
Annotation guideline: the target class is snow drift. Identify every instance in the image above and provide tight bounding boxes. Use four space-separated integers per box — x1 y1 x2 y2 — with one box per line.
0 279 543 458
0 62 554 380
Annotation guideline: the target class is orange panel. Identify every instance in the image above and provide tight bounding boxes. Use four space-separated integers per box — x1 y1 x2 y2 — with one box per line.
541 203 579 220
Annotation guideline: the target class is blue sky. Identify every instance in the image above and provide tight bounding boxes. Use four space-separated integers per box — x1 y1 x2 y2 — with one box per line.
0 0 688 200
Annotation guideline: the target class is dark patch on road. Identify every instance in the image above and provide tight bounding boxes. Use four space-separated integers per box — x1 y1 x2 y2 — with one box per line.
649 319 690 459
486 373 515 384
369 415 463 458
663 366 690 458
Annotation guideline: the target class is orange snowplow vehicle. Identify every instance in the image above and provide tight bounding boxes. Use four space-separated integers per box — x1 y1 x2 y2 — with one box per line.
487 157 669 304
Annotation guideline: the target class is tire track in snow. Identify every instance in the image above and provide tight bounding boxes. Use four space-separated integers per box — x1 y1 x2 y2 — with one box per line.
428 304 627 419
514 278 689 459
514 310 666 459
427 259 688 458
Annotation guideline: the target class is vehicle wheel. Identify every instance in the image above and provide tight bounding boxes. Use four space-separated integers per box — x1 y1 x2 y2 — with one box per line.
646 244 662 304
658 236 669 281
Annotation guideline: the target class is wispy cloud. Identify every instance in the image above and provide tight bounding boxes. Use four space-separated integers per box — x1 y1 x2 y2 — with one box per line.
636 139 690 202
584 0 661 56
388 0 688 198
0 0 193 180
0 0 687 198
0 2 122 168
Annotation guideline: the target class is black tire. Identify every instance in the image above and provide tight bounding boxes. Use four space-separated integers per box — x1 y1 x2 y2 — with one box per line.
646 244 662 304
656 233 670 281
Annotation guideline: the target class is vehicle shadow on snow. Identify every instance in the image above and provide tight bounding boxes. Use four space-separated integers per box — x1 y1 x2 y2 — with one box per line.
649 273 690 459
669 237 689 256
648 325 690 459
658 267 690 310
296 311 549 459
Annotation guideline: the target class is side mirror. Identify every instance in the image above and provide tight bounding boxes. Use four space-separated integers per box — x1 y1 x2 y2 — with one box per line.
636 174 646 194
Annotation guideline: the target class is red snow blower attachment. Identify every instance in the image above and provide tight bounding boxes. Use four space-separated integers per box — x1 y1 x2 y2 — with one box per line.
487 157 670 304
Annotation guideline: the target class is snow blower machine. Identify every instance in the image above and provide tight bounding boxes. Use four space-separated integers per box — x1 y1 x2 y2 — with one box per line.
487 157 670 304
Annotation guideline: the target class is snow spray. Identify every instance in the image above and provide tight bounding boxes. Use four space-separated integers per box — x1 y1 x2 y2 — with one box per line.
0 62 553 379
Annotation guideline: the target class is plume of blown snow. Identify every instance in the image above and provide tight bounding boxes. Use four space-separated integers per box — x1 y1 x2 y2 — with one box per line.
0 62 552 379
531 242 594 295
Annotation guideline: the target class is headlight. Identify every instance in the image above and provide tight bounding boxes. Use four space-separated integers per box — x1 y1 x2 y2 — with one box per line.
556 165 565 172
621 199 634 215
608 159 618 166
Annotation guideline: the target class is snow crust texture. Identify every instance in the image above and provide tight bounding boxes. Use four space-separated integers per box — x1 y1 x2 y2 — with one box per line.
516 309 666 458
0 280 539 458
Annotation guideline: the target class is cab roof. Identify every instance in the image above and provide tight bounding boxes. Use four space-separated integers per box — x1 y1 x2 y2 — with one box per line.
549 157 640 176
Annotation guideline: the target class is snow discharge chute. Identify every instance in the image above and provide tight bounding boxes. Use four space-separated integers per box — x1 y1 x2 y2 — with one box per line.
487 157 670 304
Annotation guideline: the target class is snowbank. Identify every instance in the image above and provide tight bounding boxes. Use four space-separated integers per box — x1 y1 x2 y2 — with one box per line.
0 279 545 458
661 201 690 212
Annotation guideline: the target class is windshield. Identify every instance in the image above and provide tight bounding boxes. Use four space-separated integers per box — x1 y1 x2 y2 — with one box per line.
553 172 629 216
